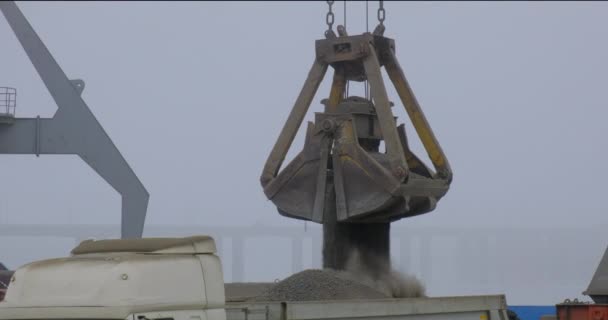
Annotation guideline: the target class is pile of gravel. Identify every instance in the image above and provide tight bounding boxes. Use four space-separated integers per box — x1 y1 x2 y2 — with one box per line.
253 269 389 302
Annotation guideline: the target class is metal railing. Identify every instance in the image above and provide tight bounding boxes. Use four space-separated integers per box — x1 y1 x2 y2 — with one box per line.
0 87 16 117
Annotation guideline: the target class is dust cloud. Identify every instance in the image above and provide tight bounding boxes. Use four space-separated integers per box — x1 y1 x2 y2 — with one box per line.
341 248 426 298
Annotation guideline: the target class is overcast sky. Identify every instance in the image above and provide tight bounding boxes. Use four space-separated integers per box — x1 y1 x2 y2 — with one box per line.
1 1 608 305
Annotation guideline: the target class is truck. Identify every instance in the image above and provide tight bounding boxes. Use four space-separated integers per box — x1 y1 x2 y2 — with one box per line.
0 236 510 320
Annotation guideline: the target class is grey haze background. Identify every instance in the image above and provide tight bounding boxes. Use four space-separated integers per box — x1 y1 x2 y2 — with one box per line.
1 1 607 305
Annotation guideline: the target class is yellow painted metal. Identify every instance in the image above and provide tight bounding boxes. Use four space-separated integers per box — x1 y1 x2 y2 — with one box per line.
385 50 452 182
326 69 346 112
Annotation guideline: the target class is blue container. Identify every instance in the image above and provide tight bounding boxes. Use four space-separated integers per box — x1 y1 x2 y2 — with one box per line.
509 306 556 320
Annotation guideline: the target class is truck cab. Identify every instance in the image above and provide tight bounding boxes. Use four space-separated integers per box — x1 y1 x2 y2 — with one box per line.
0 236 226 320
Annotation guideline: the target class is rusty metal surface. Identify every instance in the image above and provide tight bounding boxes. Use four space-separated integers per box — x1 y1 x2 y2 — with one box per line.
556 301 608 320
261 32 452 226
362 42 408 181
261 59 328 187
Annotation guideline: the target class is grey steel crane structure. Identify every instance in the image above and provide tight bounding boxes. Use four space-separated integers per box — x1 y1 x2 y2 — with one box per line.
0 1 148 238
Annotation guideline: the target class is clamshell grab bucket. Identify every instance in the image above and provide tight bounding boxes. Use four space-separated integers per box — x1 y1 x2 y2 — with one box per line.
261 32 452 224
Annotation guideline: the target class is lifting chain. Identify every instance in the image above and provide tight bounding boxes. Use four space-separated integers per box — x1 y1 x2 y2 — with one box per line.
377 0 386 26
326 1 335 32
324 1 385 34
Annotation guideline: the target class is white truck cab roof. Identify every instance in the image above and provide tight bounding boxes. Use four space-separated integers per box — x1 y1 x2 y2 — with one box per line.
0 236 225 320
70 236 217 255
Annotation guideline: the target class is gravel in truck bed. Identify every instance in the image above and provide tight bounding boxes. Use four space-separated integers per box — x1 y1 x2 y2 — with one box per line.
252 269 389 302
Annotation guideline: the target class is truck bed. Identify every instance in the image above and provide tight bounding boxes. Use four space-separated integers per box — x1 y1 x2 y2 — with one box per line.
225 283 275 302
226 295 509 320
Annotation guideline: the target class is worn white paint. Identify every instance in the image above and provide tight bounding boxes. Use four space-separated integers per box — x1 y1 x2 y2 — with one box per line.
0 236 226 320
